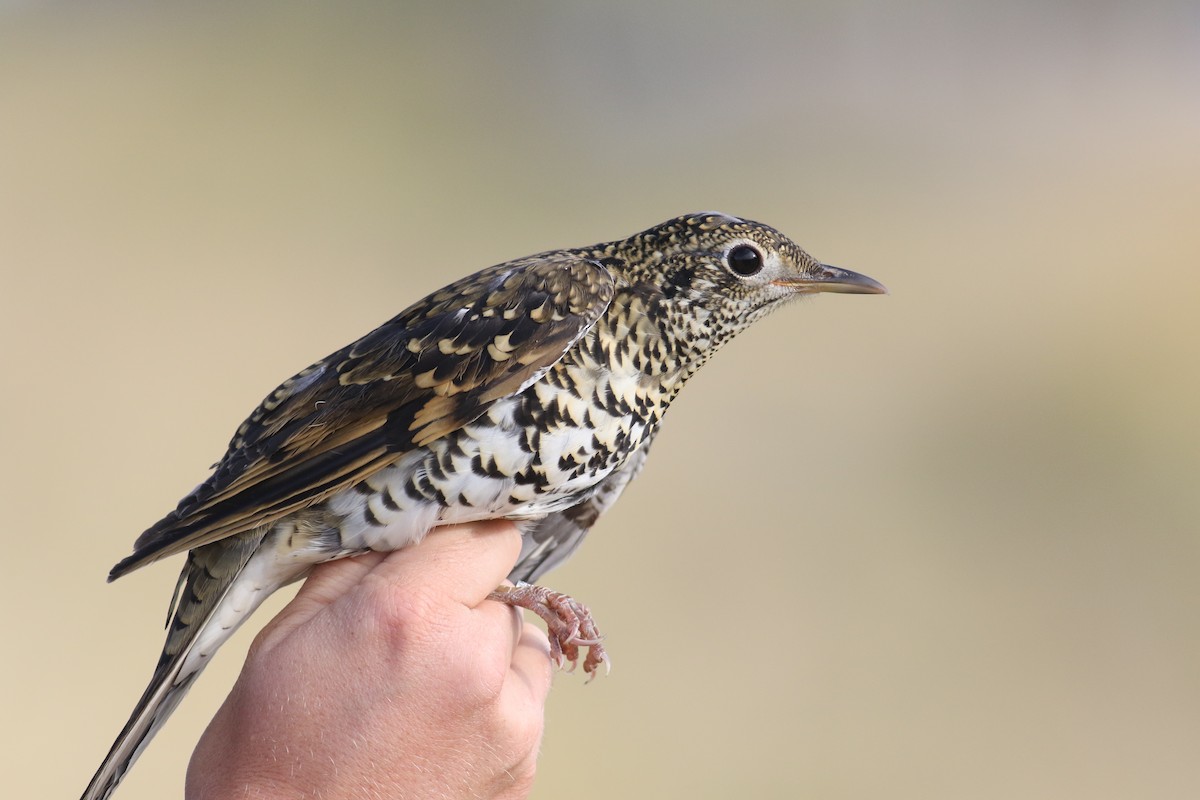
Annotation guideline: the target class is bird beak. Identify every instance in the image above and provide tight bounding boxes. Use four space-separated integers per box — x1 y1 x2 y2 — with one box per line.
773 264 888 295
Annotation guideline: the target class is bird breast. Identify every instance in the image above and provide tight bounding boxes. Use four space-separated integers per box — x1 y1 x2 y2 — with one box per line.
328 343 662 553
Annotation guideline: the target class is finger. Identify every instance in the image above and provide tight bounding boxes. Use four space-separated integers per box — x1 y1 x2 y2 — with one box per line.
254 550 388 653
467 589 526 655
366 520 523 606
509 621 553 697
297 550 387 607
502 620 554 717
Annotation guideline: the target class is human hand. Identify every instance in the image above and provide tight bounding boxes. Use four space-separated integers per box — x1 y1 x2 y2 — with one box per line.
186 520 553 800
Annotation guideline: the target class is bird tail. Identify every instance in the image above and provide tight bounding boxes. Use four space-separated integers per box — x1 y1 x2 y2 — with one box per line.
81 530 273 800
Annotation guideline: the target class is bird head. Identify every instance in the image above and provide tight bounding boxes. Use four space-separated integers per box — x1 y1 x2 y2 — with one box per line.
593 212 885 345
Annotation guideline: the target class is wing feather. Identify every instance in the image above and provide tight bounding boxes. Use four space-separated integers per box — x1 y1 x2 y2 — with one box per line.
110 253 616 579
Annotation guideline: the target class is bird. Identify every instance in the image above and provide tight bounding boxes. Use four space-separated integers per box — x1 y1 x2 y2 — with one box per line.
81 212 885 800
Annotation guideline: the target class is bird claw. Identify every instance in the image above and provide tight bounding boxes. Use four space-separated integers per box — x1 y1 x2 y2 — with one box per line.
488 582 610 680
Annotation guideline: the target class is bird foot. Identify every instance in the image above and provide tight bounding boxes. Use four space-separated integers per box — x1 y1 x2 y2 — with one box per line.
488 582 610 680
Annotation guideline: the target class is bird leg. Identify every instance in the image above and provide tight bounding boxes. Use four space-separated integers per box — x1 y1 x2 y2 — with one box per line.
488 582 610 680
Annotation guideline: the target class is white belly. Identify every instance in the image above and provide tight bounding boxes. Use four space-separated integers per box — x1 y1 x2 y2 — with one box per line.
326 395 646 553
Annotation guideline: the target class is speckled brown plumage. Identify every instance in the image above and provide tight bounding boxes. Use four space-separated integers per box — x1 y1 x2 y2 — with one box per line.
83 212 885 800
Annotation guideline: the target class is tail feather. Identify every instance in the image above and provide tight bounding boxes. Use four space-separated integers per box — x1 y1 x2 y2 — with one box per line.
81 530 273 800
80 658 202 800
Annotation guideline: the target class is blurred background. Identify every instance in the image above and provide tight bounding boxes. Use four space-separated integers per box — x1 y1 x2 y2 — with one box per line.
3 1 1198 798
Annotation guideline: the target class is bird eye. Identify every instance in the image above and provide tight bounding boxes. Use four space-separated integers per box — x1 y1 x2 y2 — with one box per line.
726 244 763 277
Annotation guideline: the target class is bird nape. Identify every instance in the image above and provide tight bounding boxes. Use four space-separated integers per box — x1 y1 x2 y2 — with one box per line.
82 212 885 800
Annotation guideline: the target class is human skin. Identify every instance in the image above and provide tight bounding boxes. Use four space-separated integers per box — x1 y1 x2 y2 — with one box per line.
186 521 553 800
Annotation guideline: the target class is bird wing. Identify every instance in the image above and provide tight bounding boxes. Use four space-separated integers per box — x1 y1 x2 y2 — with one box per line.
110 253 617 579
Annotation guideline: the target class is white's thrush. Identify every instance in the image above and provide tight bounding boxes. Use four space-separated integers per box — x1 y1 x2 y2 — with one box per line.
83 212 885 800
